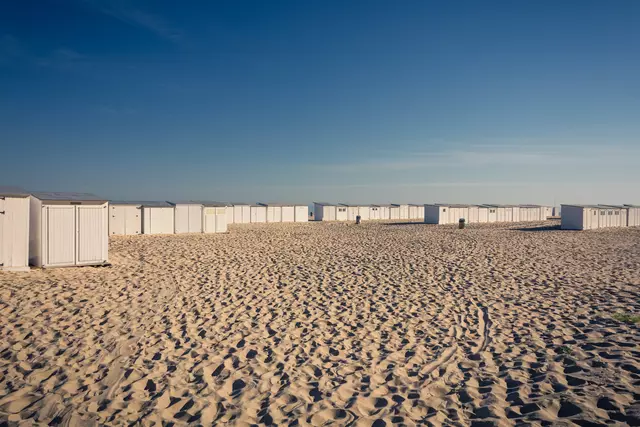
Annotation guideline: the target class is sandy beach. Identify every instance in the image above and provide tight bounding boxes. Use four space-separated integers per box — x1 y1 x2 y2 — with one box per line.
1 221 639 426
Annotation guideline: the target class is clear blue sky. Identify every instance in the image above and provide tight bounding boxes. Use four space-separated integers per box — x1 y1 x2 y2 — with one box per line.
1 0 639 205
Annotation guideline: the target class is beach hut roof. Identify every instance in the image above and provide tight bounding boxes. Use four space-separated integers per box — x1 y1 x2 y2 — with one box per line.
0 186 30 197
190 200 229 207
258 202 296 207
561 204 613 209
110 201 172 207
31 191 107 202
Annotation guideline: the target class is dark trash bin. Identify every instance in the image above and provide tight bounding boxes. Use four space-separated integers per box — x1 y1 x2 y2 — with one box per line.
459 218 466 229
355 215 361 224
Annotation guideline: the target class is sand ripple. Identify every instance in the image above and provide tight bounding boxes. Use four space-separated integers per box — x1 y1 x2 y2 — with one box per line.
1 221 639 425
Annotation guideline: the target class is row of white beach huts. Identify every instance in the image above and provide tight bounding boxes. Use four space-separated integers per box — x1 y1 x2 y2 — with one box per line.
2 186 639 272
314 203 425 221
108 201 309 235
424 204 554 224
0 186 309 271
314 202 554 224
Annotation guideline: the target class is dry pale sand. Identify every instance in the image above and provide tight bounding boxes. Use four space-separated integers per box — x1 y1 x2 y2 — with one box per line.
1 221 639 426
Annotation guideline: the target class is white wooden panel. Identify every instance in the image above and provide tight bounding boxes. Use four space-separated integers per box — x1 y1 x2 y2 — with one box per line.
45 206 75 267
358 207 370 221
380 206 389 220
282 206 294 222
203 208 216 233
402 205 409 219
215 208 227 232
77 206 107 265
369 207 379 220
175 205 190 233
243 206 251 223
189 205 202 232
125 206 141 235
109 205 125 235
295 206 308 222
478 208 488 223
0 197 30 270
233 206 243 224
487 208 497 223
144 207 174 234
336 206 348 221
257 207 267 222
226 206 234 224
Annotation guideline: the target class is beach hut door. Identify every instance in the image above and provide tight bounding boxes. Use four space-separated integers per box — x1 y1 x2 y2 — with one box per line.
204 208 216 232
76 206 106 265
45 206 76 267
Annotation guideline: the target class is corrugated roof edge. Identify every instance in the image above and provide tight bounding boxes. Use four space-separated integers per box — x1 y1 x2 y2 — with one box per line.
31 191 107 201
258 202 306 207
111 201 172 207
561 204 618 209
0 186 30 197
190 201 229 207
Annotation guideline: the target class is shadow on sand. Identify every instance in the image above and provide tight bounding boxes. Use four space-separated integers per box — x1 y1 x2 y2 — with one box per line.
513 224 563 232
385 222 428 226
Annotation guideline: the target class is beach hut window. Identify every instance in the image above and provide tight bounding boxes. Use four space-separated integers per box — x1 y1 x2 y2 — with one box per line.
608 211 612 215
443 208 447 212
490 209 496 213
601 211 605 215
615 211 619 215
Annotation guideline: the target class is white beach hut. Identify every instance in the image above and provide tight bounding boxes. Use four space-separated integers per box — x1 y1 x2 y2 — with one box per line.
109 201 142 235
313 203 335 221
29 192 108 268
561 204 625 230
598 205 640 228
358 205 370 221
294 205 309 222
425 204 473 225
369 205 381 220
336 205 348 221
141 202 174 235
170 202 203 234
281 204 295 222
192 201 228 233
259 203 295 222
226 205 235 225
408 204 422 220
231 203 251 224
0 186 30 271
340 204 360 221
378 205 391 220
483 204 517 223
389 205 400 220
518 205 543 222
263 203 282 222
393 204 409 220
250 204 267 223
